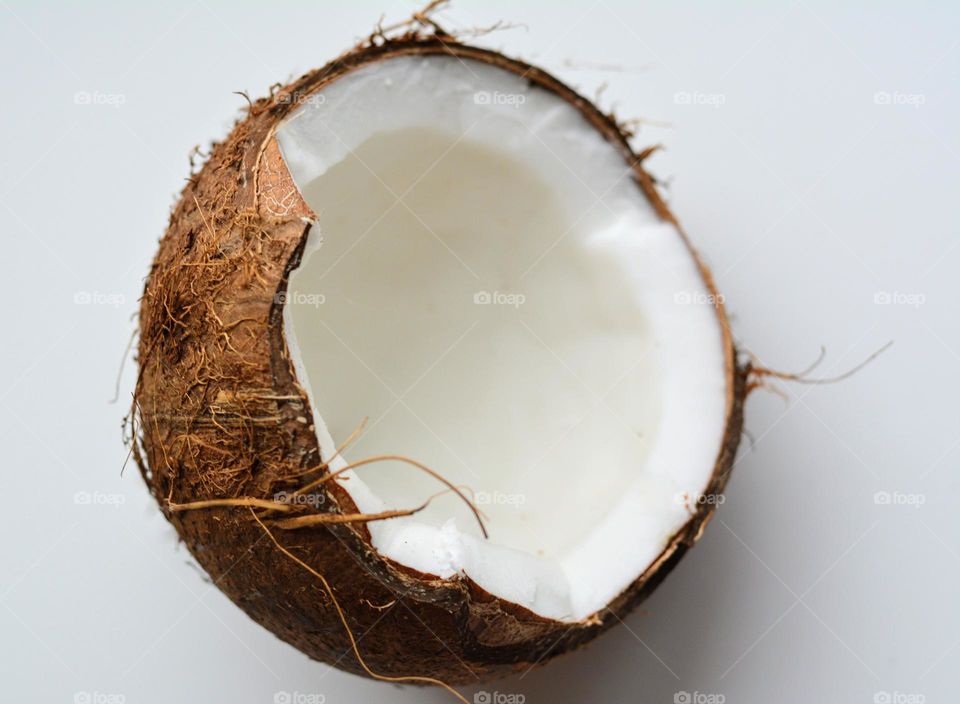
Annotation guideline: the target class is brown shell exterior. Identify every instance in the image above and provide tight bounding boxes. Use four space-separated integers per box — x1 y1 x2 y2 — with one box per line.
133 36 748 685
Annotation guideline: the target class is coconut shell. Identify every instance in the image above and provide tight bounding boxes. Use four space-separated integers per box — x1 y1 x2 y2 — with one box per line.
132 34 749 685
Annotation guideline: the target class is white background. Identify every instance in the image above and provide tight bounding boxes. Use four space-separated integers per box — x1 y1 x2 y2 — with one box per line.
1 1 957 703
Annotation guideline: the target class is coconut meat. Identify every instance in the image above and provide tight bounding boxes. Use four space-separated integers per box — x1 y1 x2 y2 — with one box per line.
277 56 728 622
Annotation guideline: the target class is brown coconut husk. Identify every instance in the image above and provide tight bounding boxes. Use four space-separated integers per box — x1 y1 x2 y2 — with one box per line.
129 7 749 689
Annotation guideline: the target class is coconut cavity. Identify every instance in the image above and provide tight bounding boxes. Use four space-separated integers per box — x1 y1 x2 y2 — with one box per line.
277 55 728 621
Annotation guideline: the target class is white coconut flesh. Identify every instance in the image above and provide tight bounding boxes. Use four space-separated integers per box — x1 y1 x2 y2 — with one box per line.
276 55 728 622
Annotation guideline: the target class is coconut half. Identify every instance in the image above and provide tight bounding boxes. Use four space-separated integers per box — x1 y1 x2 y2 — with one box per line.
133 34 746 686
